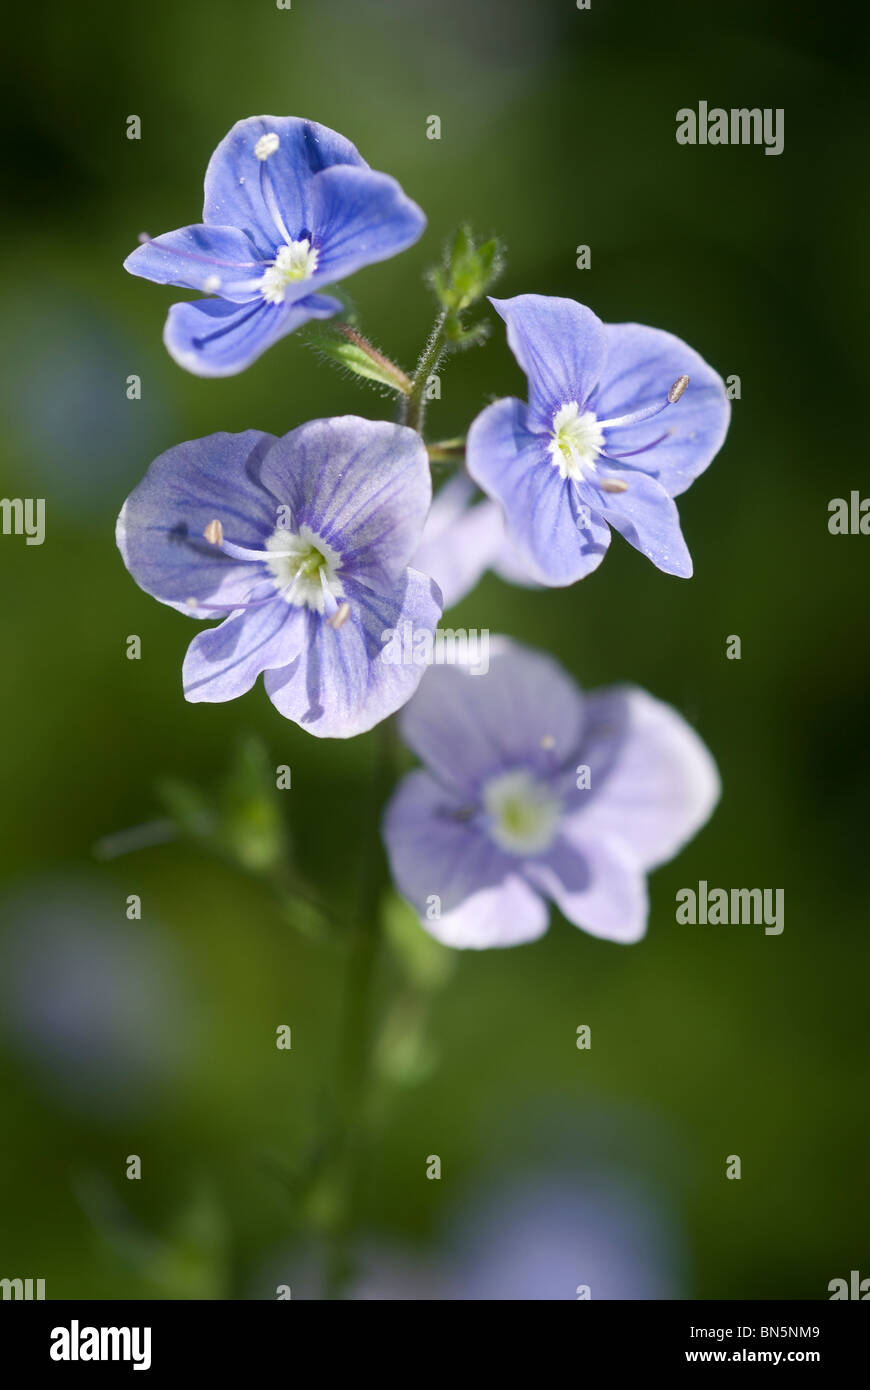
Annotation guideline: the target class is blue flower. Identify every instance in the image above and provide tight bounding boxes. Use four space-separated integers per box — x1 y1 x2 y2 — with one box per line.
383 639 719 947
117 418 442 738
466 295 730 582
124 117 426 377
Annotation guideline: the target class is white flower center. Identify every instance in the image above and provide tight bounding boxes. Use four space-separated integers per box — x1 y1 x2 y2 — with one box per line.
482 769 561 856
259 239 319 304
548 401 605 481
265 524 344 613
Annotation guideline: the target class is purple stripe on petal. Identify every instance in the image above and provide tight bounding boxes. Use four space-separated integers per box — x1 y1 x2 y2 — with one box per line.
264 567 441 738
124 224 263 301
163 292 339 377
489 294 608 432
183 599 303 703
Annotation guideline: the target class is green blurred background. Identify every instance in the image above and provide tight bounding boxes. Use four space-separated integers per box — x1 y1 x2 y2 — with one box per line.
1 0 867 1299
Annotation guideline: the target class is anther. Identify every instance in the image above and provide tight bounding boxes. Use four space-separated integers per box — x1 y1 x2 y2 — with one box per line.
203 519 224 546
255 132 280 161
600 478 629 494
327 602 351 630
668 375 690 404
540 734 556 749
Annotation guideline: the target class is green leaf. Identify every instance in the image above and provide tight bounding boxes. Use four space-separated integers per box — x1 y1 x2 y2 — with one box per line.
310 326 411 394
427 225 505 313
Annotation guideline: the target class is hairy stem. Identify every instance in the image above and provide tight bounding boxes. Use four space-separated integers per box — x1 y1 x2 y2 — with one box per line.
403 310 448 435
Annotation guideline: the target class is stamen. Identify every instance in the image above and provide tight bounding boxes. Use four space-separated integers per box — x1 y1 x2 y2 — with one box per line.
317 566 339 619
599 478 628 494
259 158 293 246
327 601 351 630
202 520 279 564
598 377 690 431
540 734 556 749
599 430 671 461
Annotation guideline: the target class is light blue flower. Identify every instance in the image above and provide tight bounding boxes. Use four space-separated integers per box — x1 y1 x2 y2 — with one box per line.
383 639 719 947
466 294 730 582
117 418 442 738
124 117 426 376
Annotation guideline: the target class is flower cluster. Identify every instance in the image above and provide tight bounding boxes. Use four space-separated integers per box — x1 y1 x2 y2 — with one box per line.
120 114 729 947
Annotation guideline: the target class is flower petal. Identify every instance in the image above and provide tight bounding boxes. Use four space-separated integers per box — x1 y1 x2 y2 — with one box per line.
307 164 425 285
116 430 277 616
489 294 608 432
203 116 366 260
597 323 730 498
163 292 340 377
467 396 611 586
264 567 441 738
526 836 648 943
399 637 584 798
259 417 432 586
183 599 303 703
411 474 505 608
580 470 693 577
383 770 549 948
565 685 720 870
123 224 263 301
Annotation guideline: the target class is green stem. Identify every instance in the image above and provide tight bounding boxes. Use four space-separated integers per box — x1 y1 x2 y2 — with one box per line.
323 717 398 1297
426 437 466 465
403 310 448 435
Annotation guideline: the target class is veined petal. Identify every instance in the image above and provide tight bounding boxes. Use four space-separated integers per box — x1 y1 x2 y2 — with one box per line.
307 164 425 285
565 685 720 871
467 397 610 586
183 599 303 703
116 430 277 616
526 836 648 944
383 770 549 948
264 567 441 738
163 292 340 377
203 116 366 260
597 323 730 498
580 470 693 577
123 224 263 301
259 418 432 586
490 294 608 432
398 637 584 798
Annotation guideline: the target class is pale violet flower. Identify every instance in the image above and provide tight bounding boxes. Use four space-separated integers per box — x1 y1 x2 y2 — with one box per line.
383 638 719 947
117 418 442 738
